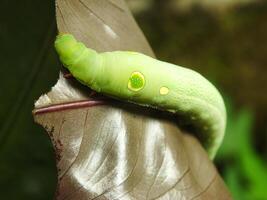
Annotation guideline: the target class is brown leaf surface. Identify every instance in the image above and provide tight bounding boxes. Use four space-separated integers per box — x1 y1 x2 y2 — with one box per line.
33 0 232 199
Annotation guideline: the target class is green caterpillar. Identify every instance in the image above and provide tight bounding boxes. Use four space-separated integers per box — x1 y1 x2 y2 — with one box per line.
55 34 226 159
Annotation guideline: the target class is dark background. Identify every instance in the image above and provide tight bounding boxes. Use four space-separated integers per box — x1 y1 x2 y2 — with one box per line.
0 0 266 199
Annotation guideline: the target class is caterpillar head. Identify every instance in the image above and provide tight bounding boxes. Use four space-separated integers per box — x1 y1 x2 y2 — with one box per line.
55 34 88 67
55 34 100 86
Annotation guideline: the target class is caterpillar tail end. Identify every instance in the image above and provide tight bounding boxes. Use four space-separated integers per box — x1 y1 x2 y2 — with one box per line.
207 146 218 160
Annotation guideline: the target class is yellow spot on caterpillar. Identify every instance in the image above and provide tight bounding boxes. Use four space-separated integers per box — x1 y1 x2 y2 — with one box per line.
160 86 169 95
128 72 145 91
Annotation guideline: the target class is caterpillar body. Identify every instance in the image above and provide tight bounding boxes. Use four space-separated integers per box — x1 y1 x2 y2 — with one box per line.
55 34 226 159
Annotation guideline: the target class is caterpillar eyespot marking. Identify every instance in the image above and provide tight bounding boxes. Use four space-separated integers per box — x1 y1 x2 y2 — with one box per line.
54 34 227 159
128 71 145 92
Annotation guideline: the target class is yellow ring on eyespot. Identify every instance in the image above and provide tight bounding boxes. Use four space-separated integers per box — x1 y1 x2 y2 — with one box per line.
128 71 145 92
160 86 169 95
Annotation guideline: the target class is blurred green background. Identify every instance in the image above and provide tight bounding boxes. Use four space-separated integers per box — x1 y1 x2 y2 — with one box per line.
0 0 266 199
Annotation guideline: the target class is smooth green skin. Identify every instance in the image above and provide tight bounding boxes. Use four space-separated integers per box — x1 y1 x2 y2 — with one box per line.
55 34 226 159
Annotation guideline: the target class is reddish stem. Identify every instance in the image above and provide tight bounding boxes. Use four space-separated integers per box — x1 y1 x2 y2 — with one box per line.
33 100 106 115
